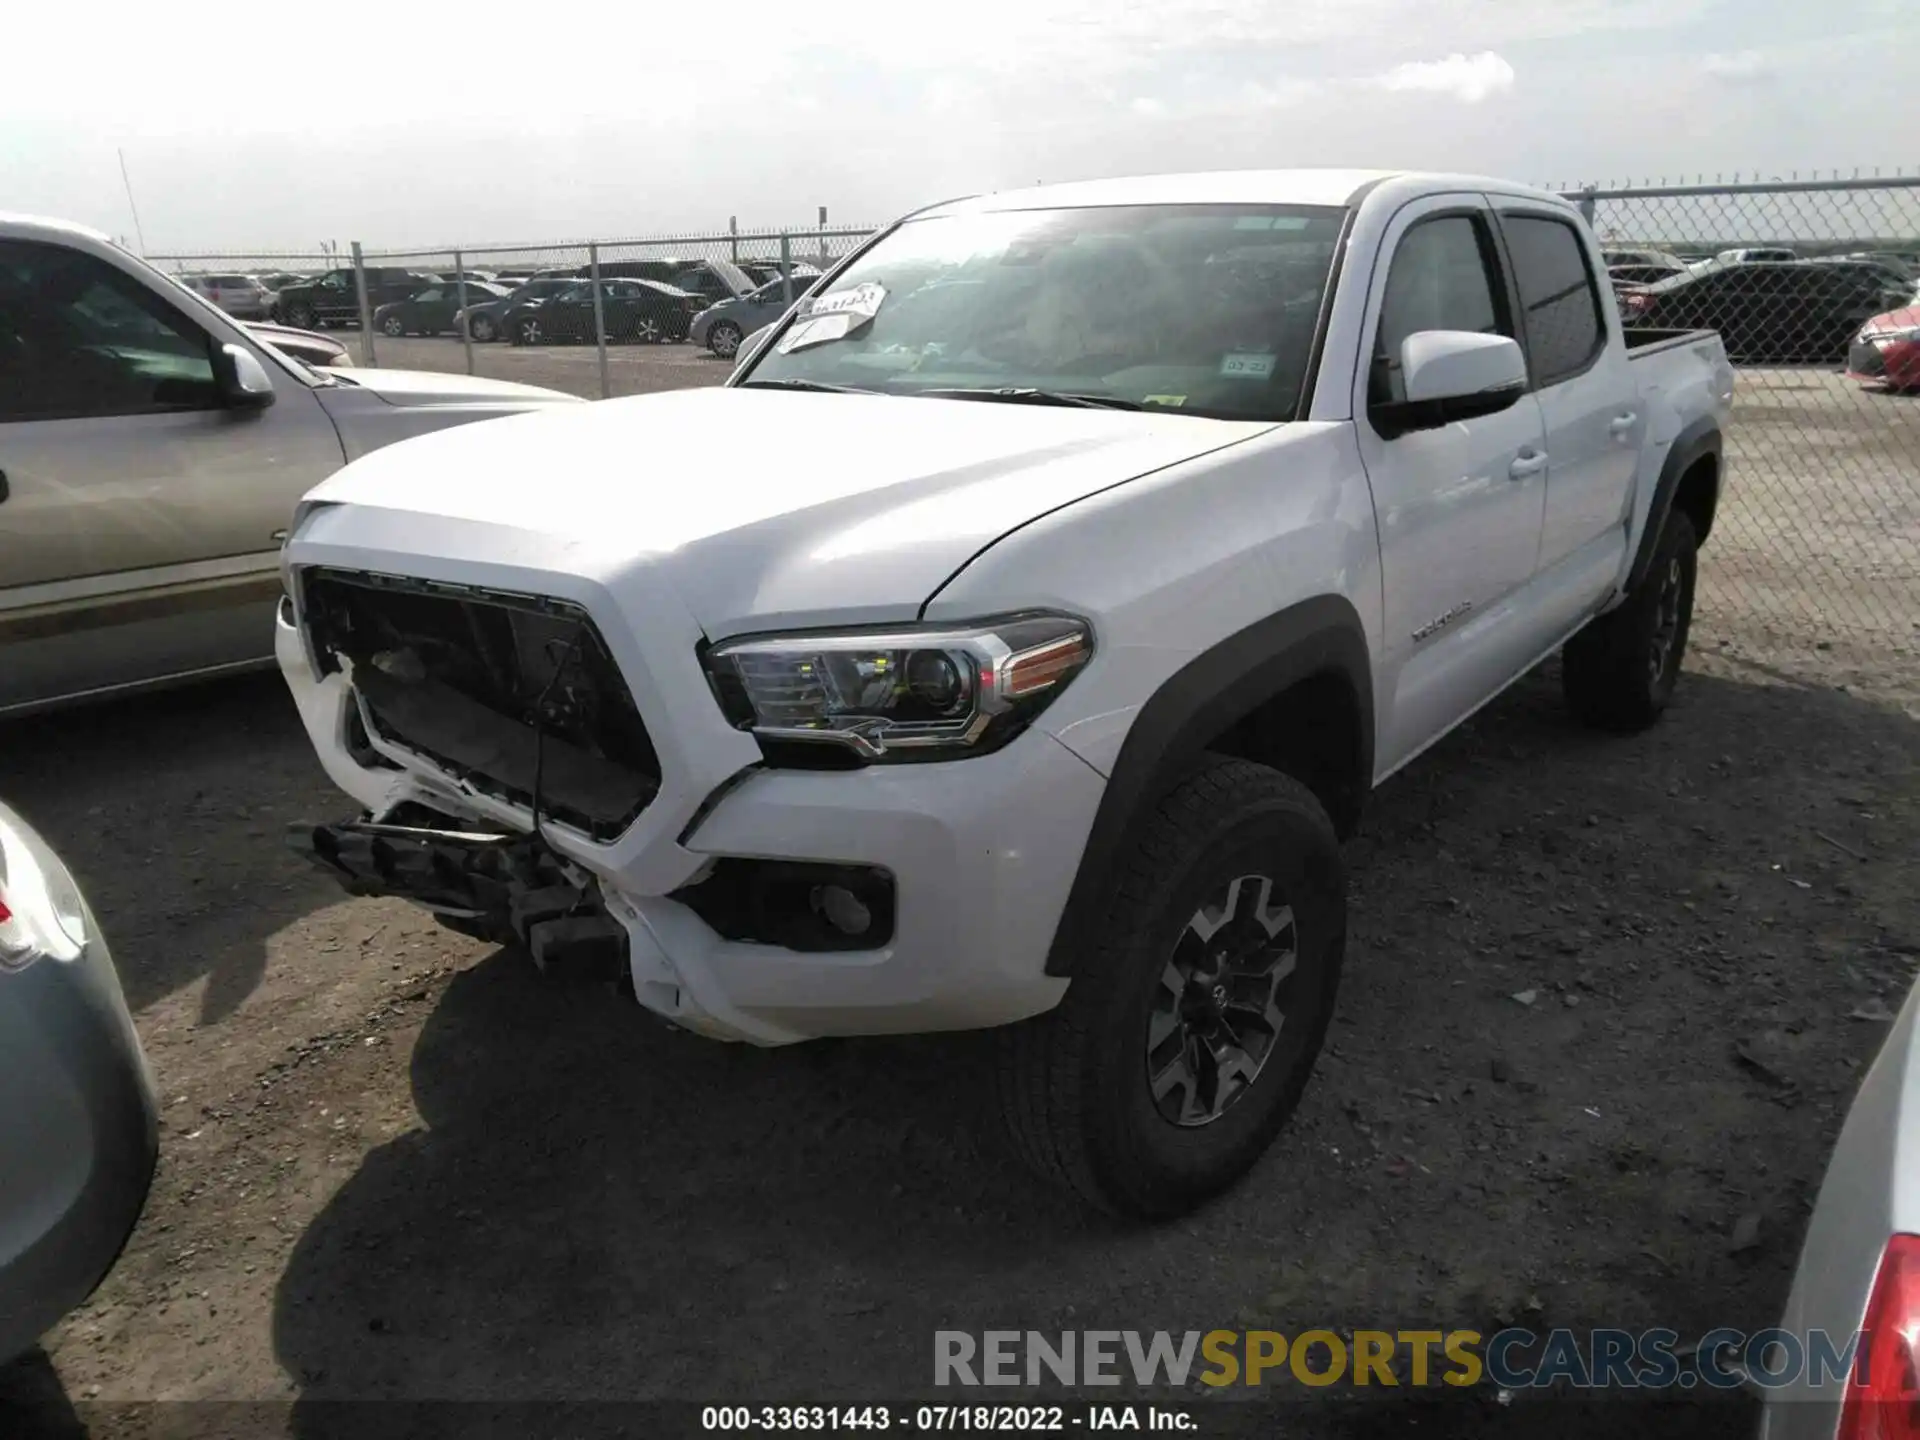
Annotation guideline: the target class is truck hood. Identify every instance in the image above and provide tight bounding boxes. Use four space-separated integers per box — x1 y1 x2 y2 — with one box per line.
324 367 578 406
302 385 1271 635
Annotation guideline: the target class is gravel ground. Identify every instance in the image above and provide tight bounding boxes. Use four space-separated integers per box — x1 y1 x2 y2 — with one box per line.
2 341 1917 1439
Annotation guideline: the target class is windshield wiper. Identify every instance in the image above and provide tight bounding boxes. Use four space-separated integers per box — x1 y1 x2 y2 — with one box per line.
913 386 1145 412
737 378 874 395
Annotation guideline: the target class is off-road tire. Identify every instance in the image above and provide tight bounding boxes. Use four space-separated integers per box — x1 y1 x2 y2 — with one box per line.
1563 510 1698 732
993 756 1347 1219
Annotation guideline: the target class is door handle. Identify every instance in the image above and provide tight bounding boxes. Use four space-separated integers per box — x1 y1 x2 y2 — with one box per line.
1508 449 1548 480
1608 412 1638 438
271 528 289 544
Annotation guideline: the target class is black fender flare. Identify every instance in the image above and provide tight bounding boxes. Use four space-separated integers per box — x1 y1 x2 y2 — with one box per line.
1043 595 1374 978
1627 415 1721 592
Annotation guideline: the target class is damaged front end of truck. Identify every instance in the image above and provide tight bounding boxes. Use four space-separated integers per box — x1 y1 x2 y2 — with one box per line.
285 568 661 983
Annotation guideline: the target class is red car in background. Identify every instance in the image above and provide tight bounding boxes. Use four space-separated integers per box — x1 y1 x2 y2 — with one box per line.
1848 302 1920 391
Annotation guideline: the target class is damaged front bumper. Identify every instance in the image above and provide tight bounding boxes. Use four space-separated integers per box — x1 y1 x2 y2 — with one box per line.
273 546 1098 1047
291 816 631 984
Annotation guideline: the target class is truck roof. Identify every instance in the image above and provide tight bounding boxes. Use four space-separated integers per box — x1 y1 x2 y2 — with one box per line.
0 211 116 247
918 168 1570 218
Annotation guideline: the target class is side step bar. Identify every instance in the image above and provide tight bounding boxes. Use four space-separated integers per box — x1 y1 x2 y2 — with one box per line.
289 818 630 985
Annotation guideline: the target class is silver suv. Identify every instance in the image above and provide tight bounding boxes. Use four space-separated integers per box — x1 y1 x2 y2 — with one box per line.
181 272 273 319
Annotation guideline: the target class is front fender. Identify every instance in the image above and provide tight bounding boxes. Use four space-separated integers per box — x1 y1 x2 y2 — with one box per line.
1041 596 1373 978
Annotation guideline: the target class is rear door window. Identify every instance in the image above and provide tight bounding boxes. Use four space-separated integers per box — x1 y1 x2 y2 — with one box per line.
1499 214 1606 387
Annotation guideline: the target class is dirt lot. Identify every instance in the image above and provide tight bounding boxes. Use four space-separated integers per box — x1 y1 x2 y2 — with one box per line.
2 342 1918 1439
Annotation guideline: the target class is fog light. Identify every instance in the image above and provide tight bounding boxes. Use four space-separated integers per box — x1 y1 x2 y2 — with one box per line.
812 884 872 937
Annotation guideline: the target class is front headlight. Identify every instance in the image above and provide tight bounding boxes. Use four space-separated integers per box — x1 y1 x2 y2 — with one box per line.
704 613 1094 762
0 817 87 972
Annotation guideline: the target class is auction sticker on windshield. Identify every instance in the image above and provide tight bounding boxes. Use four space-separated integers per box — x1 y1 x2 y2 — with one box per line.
779 282 888 353
804 282 887 319
1219 352 1276 379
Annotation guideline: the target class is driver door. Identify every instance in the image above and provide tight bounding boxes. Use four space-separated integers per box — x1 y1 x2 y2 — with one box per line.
1352 195 1549 774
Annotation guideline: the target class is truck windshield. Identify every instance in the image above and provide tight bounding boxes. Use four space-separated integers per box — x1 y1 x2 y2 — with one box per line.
737 202 1348 422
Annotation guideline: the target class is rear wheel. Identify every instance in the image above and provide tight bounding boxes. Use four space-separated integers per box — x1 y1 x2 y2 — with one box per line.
286 302 318 330
994 757 1346 1218
632 314 663 344
470 314 498 342
513 317 543 346
708 320 743 358
1563 509 1698 731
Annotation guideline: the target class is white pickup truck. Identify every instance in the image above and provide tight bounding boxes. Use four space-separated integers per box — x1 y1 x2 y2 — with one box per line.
279 169 1734 1217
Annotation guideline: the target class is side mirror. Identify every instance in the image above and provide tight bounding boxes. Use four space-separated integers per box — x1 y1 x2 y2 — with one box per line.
215 342 277 411
1371 331 1525 438
730 323 775 376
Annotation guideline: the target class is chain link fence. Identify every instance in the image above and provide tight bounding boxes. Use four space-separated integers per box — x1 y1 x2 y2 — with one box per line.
1545 177 1920 648
148 180 1920 657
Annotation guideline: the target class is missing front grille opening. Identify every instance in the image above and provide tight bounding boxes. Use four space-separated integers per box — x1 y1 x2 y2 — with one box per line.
301 569 661 840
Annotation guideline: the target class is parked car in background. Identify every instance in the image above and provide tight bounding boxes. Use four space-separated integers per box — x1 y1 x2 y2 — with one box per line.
690 274 823 357
1619 259 1908 362
1846 300 1920 391
1608 260 1689 288
0 211 581 717
243 320 353 368
1759 972 1920 1438
272 266 438 329
374 281 509 337
1808 254 1917 291
744 262 825 289
181 273 274 320
257 271 310 295
455 277 580 342
494 271 533 288
435 269 496 287
668 258 756 306
507 278 704 345
1698 246 1800 268
1602 248 1689 273
590 258 693 283
0 799 158 1365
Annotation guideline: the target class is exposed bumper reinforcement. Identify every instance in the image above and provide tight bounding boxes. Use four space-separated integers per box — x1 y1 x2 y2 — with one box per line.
289 818 630 984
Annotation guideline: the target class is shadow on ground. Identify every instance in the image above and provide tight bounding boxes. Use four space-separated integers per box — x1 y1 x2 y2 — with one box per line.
264 657 1918 1432
0 674 342 1022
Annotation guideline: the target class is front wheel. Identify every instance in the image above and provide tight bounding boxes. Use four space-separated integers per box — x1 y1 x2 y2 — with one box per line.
1562 509 1698 731
286 303 318 330
994 757 1346 1218
632 314 663 344
381 313 406 336
708 320 743 358
512 317 543 347
470 314 498 343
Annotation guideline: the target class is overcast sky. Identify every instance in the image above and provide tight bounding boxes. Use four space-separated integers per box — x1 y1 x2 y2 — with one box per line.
3 0 1915 254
